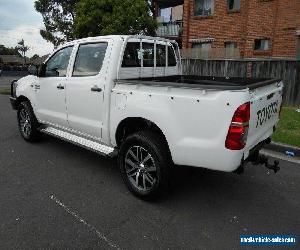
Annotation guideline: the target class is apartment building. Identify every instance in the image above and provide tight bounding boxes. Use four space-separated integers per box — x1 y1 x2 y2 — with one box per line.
154 0 300 59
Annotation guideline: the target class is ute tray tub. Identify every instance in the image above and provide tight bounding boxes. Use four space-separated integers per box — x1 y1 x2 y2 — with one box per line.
116 75 280 91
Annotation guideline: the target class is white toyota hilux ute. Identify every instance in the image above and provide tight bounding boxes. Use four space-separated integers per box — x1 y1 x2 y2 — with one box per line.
10 35 283 198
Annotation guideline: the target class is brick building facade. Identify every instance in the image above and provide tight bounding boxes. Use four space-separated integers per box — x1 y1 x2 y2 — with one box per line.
181 0 300 58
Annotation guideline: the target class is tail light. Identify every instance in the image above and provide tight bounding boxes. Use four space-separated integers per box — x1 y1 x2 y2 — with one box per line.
225 102 250 150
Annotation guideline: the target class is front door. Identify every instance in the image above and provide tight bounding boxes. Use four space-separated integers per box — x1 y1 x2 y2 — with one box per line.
35 46 74 128
66 42 109 140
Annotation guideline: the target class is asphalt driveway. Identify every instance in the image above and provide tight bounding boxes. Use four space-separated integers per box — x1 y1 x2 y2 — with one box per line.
0 94 299 249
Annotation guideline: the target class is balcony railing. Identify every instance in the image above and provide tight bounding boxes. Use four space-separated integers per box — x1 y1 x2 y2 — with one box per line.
156 21 183 38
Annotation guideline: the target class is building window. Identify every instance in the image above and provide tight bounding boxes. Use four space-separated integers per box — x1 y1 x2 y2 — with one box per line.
228 0 240 11
254 39 269 51
225 41 237 49
192 42 212 50
194 0 214 16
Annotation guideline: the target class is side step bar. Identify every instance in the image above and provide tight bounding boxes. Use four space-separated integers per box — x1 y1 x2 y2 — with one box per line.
40 127 117 157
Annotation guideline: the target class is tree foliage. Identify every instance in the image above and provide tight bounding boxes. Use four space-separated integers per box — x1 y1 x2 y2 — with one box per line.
34 0 79 46
30 54 40 60
35 0 157 46
0 46 21 56
16 39 30 65
74 0 157 38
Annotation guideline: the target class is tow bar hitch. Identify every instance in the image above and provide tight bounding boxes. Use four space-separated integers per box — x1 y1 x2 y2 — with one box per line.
252 154 280 173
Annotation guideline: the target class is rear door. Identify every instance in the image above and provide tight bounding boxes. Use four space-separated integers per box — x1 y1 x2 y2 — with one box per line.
246 81 283 151
65 41 109 140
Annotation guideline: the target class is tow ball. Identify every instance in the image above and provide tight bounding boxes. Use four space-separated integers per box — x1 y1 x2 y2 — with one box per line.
252 154 280 173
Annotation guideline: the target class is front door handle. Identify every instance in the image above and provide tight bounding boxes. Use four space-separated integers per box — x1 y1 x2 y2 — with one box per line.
57 84 64 90
91 86 102 92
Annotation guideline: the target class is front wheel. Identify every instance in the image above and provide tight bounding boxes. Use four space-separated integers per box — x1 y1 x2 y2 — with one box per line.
17 101 40 142
118 130 171 199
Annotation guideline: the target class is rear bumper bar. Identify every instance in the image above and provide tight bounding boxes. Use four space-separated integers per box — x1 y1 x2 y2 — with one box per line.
235 138 280 174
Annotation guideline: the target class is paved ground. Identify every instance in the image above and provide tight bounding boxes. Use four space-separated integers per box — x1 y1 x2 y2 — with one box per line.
0 76 17 88
0 94 299 249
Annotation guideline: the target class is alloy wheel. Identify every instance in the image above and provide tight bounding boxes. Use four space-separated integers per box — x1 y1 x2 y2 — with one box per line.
19 108 31 137
124 146 157 191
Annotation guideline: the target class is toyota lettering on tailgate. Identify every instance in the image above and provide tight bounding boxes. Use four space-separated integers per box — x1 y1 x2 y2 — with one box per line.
256 101 279 128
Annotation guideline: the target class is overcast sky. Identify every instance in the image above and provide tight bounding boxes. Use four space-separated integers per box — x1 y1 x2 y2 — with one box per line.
0 0 54 57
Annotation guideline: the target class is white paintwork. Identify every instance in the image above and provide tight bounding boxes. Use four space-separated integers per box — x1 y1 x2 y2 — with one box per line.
36 76 69 127
15 35 283 172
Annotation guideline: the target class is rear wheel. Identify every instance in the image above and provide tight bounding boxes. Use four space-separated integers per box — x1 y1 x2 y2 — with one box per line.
17 101 40 142
118 130 170 199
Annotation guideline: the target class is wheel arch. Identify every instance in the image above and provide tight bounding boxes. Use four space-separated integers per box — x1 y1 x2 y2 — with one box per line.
115 117 173 162
15 95 31 108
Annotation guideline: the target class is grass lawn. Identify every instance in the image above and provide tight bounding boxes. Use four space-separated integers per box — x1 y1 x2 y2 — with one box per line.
0 87 10 95
272 107 300 148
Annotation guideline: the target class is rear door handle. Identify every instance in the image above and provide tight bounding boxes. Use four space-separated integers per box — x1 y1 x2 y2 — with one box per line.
57 84 64 90
91 86 102 92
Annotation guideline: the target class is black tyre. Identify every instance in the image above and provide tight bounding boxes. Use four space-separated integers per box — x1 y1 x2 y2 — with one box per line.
118 130 171 199
17 101 41 142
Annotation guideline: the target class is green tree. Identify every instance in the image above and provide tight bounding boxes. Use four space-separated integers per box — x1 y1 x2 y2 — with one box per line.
30 54 40 60
34 0 79 46
0 46 21 56
74 0 157 38
16 39 30 65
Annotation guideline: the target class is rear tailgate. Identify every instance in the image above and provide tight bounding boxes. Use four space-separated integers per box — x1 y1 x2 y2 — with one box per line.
245 80 283 156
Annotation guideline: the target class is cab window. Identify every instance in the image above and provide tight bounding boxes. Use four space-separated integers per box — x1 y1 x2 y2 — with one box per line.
168 46 177 66
45 46 73 77
121 42 141 67
156 44 166 67
142 43 154 67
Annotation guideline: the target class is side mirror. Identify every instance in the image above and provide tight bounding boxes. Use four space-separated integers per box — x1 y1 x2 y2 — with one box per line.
28 65 38 76
37 63 46 77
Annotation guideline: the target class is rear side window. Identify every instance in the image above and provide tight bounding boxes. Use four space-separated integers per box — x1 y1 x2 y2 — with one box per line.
168 46 177 66
122 42 141 67
142 43 154 67
73 43 107 77
156 44 166 67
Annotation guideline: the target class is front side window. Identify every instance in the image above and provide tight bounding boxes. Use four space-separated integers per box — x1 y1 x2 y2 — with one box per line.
228 0 240 11
254 39 269 51
122 42 141 67
194 0 214 16
45 46 73 77
73 43 107 77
